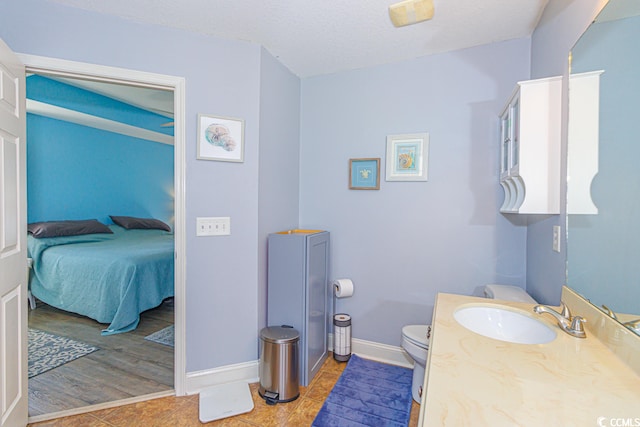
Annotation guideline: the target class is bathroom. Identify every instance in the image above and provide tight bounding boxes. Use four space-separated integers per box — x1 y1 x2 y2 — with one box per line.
1 0 639 424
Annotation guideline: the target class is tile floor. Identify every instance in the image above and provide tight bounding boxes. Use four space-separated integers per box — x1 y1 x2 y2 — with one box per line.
29 355 420 426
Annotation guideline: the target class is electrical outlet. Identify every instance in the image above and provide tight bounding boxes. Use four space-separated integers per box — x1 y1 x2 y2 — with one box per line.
196 217 231 236
552 225 561 253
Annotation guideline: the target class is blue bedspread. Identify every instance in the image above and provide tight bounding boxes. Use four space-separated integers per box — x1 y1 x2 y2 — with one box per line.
28 225 174 335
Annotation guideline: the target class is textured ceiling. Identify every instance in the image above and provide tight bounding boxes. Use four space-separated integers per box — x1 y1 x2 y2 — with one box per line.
48 0 549 77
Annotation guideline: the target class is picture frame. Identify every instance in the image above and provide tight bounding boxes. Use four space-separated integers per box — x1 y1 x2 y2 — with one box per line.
385 133 429 181
197 114 245 162
349 158 380 190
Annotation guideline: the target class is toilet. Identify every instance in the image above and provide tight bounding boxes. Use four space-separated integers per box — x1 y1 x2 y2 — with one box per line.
401 284 536 403
482 284 537 304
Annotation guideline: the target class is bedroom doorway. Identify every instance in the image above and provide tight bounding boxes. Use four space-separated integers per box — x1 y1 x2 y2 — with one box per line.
21 55 186 423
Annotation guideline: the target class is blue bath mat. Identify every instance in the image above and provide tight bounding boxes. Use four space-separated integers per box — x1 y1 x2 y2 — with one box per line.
312 354 413 427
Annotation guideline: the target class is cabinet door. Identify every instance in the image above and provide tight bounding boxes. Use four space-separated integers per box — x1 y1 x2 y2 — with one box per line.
509 96 520 176
500 95 521 180
500 110 511 180
304 232 329 384
266 235 305 330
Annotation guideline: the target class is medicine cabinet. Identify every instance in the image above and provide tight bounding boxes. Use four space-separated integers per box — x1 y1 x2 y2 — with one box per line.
499 76 562 214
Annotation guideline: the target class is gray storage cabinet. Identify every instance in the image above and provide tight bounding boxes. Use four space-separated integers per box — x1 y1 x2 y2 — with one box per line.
267 230 329 386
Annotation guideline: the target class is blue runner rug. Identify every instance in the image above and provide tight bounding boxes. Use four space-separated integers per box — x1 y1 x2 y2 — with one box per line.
312 354 413 427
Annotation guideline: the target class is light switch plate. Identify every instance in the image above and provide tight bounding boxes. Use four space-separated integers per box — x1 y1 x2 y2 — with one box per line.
552 225 561 253
197 217 231 236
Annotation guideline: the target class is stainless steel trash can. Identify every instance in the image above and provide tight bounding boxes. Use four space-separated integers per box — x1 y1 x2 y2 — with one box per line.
258 325 300 405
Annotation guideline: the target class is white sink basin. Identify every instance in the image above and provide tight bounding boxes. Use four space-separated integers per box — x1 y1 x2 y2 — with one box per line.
454 305 556 344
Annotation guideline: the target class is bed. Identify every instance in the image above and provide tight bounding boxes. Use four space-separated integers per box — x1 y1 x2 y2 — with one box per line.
28 220 174 335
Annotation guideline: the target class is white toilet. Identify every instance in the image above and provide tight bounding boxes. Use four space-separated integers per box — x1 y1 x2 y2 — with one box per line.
401 284 536 403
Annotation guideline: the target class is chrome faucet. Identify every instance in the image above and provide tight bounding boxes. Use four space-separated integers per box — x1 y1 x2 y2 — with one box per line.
599 306 639 334
623 318 640 333
533 302 587 338
601 304 618 320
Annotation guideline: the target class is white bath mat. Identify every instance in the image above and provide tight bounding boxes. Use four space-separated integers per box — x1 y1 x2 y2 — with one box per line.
199 381 254 422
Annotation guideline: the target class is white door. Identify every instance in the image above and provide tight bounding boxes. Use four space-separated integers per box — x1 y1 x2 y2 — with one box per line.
0 38 28 427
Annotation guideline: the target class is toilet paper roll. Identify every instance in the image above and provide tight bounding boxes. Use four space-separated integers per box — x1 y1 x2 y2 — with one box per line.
333 279 354 298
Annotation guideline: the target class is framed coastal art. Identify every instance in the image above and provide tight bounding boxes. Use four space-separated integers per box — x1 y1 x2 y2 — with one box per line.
349 158 380 190
197 114 245 162
386 133 429 181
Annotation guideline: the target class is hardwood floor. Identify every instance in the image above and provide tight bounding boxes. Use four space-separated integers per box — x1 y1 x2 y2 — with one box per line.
28 299 174 417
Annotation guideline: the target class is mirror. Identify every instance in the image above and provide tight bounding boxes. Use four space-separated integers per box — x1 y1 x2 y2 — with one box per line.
567 0 640 334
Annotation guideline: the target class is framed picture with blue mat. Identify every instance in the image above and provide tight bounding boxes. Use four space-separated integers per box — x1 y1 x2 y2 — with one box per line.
312 354 413 426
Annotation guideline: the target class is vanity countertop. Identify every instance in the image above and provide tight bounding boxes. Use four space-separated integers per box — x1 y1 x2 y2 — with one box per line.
420 293 640 426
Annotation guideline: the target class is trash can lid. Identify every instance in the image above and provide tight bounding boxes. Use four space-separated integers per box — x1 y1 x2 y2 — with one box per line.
261 325 300 344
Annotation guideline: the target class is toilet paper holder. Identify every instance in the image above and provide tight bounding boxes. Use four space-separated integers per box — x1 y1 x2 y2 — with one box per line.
331 279 354 319
331 279 354 362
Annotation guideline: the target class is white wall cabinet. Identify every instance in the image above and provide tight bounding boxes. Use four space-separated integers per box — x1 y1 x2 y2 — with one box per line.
567 70 603 215
499 76 562 214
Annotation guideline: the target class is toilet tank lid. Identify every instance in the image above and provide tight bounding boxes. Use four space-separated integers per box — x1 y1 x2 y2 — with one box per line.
402 324 431 347
484 284 537 304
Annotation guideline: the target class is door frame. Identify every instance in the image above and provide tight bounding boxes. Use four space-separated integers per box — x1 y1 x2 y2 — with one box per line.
19 53 187 399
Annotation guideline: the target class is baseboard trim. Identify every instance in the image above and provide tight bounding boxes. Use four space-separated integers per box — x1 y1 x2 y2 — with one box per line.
185 337 413 394
27 390 174 425
185 360 259 395
329 333 413 368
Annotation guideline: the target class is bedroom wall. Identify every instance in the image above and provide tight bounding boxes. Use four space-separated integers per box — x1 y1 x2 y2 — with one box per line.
26 76 175 227
525 0 607 305
0 0 264 372
298 38 531 346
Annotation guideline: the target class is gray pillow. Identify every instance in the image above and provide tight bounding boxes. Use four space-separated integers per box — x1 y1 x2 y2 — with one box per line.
28 219 113 238
110 216 171 232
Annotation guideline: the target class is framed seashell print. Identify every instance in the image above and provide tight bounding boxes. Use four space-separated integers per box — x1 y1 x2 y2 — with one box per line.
197 114 245 162
385 133 429 181
349 158 380 190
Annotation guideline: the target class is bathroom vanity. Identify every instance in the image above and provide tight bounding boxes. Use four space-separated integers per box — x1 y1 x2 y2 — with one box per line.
418 291 640 426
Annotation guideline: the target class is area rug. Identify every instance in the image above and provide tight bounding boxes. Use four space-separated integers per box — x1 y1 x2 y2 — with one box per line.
28 329 99 378
312 354 413 427
144 325 174 347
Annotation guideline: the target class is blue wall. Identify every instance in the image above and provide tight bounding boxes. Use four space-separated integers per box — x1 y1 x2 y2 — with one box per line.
257 47 301 331
0 0 608 373
299 39 531 345
27 76 174 226
568 15 640 314
527 0 607 305
0 0 264 373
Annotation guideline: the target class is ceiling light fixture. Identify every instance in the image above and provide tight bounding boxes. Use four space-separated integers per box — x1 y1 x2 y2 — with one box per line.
389 0 434 27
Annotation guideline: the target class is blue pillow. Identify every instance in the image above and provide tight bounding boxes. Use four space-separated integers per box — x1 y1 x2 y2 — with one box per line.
28 219 113 238
110 216 171 232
